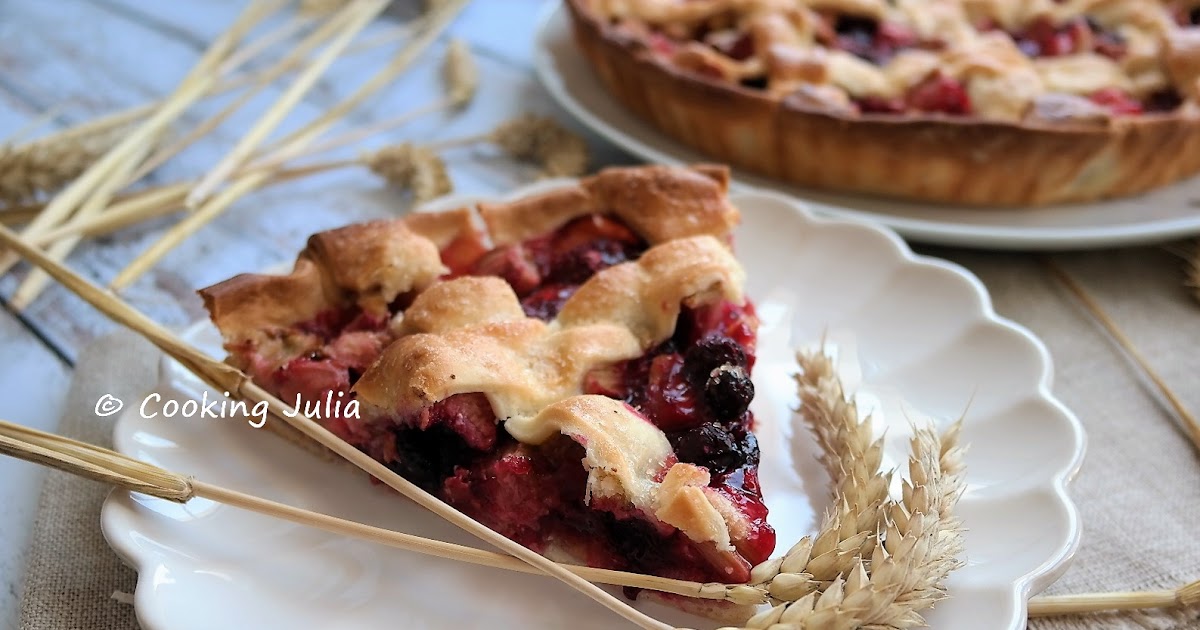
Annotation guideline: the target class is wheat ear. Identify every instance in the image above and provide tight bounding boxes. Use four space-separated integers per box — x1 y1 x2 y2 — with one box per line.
0 123 130 208
734 350 967 630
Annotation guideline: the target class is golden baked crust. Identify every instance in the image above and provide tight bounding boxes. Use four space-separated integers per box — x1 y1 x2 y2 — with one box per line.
199 217 448 348
198 165 761 572
353 235 748 552
355 236 742 415
478 163 737 244
567 0 1200 205
200 164 737 348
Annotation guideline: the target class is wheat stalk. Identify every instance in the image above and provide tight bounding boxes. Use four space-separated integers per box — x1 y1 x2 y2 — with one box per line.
443 38 478 108
439 114 590 178
366 143 452 203
0 0 286 309
245 38 478 173
746 353 891 604
108 0 469 292
733 350 967 630
258 114 591 201
299 0 351 15
1042 258 1200 454
0 128 124 209
1029 578 1200 616
186 0 389 208
0 204 43 226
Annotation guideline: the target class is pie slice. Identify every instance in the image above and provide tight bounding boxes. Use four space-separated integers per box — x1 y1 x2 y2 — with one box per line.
199 165 775 616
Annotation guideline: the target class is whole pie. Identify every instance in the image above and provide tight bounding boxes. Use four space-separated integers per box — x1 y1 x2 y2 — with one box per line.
199 165 776 618
567 0 1200 205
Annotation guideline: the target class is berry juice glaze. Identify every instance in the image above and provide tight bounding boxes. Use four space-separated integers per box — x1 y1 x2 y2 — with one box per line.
247 213 777 583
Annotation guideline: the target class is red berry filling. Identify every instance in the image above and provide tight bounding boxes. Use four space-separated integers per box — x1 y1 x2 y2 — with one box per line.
466 214 647 321
1089 87 1144 115
905 71 972 115
238 212 775 589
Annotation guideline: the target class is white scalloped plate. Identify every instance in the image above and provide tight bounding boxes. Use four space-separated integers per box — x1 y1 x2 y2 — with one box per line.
534 2 1200 250
101 182 1085 630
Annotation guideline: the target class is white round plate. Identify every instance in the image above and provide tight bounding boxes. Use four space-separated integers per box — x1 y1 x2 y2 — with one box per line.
534 2 1200 251
101 182 1085 630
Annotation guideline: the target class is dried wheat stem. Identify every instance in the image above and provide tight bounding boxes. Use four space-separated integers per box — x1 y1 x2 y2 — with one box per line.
30 165 331 247
257 100 448 170
247 38 478 173
344 19 418 56
190 483 757 605
1 12 321 207
187 0 389 208
109 0 469 291
259 0 468 161
13 106 154 155
0 0 394 214
132 1 397 186
299 0 349 15
0 205 42 225
218 14 313 74
4 105 69 145
0 0 282 278
1028 579 1200 616
0 124 129 209
1042 258 1200 453
30 185 189 246
10 138 161 310
0 418 765 606
0 224 671 630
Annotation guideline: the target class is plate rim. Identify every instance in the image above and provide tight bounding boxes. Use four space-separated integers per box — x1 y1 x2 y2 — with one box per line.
532 1 1200 250
101 182 1087 630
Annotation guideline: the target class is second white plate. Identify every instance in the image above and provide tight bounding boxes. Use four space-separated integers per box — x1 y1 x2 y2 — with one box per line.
534 2 1200 250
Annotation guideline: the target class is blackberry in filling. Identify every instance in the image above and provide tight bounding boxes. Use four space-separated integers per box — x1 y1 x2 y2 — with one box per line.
229 210 774 588
831 15 919 65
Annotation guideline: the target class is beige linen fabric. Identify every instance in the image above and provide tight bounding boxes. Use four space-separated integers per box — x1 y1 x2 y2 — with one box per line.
17 332 150 630
15 246 1200 629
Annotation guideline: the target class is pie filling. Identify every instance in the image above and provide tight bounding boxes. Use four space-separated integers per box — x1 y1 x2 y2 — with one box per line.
605 2 1192 119
225 212 775 588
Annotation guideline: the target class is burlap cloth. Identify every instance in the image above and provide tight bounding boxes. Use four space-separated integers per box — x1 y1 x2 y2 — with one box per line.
15 245 1200 630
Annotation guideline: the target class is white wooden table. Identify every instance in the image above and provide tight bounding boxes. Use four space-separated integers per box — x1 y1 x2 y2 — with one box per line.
0 1 635 625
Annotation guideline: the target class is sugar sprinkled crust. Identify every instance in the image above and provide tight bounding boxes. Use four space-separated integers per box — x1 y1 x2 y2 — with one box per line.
199 217 449 347
199 164 754 555
353 236 748 549
200 164 739 347
478 163 738 245
356 236 742 416
567 0 1200 205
